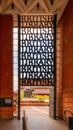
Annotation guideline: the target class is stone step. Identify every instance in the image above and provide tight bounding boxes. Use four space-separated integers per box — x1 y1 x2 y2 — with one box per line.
20 100 49 106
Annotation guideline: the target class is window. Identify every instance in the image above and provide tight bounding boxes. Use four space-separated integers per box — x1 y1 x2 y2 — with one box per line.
13 28 18 91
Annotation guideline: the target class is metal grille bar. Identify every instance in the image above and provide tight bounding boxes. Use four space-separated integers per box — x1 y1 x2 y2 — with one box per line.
18 15 56 86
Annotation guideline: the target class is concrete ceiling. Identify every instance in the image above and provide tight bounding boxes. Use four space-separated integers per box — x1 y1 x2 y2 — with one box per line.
0 0 69 22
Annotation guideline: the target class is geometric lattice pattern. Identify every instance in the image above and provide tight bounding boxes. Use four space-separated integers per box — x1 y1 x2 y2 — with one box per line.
18 15 56 86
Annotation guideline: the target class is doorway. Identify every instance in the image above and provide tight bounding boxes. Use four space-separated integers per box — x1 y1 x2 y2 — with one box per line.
16 14 56 119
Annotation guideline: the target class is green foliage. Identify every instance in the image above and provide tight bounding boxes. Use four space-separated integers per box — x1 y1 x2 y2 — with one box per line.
32 94 49 101
16 92 49 101
16 92 24 100
20 92 24 99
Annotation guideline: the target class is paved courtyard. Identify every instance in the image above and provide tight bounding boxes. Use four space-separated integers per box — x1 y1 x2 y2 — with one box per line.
0 106 68 130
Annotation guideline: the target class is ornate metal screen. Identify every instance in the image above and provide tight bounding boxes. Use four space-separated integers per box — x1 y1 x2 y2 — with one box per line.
18 15 56 86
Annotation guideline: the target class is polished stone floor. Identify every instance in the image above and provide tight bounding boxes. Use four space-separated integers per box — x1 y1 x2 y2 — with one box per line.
0 106 69 130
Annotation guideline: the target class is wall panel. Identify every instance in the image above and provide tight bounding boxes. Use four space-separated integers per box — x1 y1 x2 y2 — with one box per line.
0 15 13 119
60 0 73 119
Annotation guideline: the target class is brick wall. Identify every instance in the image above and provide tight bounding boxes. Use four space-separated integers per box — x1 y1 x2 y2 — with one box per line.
60 0 73 119
55 24 61 118
0 15 13 119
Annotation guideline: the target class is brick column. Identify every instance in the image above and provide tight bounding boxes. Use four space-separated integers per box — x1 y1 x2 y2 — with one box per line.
49 86 54 118
0 15 13 119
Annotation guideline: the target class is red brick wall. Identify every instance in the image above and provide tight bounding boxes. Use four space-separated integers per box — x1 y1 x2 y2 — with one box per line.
0 15 13 119
60 0 73 119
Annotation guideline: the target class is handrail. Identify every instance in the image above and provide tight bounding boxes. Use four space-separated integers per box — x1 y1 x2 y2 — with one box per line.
64 110 73 121
22 110 28 130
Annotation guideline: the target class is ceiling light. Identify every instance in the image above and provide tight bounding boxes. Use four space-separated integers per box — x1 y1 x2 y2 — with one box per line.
24 0 27 5
49 0 53 5
11 3 14 9
0 0 2 4
37 3 40 9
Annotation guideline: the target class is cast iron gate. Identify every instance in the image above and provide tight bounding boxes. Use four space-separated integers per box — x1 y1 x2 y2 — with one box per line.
18 15 56 119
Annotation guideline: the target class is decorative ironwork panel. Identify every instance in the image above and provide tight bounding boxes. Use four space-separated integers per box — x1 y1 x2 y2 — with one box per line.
18 15 56 86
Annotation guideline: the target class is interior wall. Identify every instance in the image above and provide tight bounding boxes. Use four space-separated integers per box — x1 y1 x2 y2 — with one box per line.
0 15 13 119
60 0 73 119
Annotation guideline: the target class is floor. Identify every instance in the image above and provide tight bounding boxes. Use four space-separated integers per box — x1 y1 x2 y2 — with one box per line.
0 106 69 130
